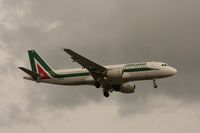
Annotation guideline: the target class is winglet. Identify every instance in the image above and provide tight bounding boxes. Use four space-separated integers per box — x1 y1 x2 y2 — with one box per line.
63 49 73 55
18 67 41 79
62 49 78 62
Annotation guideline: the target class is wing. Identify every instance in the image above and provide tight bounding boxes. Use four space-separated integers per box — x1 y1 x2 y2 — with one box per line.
63 49 107 81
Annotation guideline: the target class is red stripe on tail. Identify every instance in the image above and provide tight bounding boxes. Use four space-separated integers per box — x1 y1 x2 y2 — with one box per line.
37 64 50 79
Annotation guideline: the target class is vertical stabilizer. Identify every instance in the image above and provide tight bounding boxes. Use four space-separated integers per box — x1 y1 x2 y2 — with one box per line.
28 50 55 79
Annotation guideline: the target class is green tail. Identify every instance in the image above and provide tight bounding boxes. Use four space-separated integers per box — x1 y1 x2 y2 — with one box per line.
28 50 55 79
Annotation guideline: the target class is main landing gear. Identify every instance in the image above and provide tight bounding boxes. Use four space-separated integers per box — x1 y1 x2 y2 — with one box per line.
94 82 101 88
153 78 158 88
94 81 109 97
103 91 109 97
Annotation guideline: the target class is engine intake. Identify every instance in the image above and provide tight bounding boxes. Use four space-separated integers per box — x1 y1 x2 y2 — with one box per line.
119 83 136 93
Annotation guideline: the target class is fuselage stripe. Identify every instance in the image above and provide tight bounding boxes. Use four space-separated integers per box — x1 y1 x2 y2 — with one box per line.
50 67 159 79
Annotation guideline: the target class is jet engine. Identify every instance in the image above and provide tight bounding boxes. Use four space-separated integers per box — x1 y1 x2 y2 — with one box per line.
119 83 136 93
106 69 123 79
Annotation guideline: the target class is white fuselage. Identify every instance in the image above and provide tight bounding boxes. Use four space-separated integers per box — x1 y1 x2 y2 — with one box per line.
24 62 177 86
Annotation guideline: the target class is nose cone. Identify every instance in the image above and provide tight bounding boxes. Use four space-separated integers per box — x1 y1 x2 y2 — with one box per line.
170 67 177 75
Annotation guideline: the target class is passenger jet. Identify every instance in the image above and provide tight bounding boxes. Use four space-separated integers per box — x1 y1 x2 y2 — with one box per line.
19 49 177 97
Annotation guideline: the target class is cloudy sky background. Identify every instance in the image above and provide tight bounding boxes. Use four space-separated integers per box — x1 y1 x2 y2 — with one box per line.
0 0 200 132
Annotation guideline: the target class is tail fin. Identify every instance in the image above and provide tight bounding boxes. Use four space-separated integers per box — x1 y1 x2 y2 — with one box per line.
28 50 54 79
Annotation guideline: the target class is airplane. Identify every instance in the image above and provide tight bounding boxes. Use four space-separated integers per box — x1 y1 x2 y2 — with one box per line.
19 49 177 97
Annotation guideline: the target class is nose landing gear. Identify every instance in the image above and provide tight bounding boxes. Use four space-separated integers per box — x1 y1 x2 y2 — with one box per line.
153 78 158 88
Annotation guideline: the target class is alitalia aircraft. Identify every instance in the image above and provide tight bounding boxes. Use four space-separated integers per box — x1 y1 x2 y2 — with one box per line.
19 49 177 97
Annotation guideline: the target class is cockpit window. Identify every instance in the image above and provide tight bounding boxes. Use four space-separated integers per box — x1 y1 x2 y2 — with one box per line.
162 64 168 66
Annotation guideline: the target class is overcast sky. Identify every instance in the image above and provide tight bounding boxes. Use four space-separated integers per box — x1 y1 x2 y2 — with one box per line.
0 0 200 132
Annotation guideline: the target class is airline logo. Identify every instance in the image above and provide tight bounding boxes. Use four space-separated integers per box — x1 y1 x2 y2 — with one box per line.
36 63 50 79
29 50 52 79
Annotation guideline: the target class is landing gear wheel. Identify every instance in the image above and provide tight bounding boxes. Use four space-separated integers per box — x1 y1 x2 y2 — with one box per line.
153 78 158 88
103 91 109 97
94 82 101 88
153 84 158 88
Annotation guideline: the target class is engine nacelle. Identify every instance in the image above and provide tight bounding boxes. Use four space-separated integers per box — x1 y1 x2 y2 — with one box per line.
106 69 123 79
119 83 136 93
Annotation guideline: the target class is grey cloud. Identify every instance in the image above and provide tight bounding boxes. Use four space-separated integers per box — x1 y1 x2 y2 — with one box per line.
0 0 200 123
0 104 38 126
26 84 103 111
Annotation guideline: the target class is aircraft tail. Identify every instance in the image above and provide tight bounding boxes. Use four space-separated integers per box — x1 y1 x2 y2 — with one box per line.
28 50 55 79
19 67 41 80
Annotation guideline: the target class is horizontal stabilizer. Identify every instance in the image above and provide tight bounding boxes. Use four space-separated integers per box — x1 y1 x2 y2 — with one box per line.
18 67 41 79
